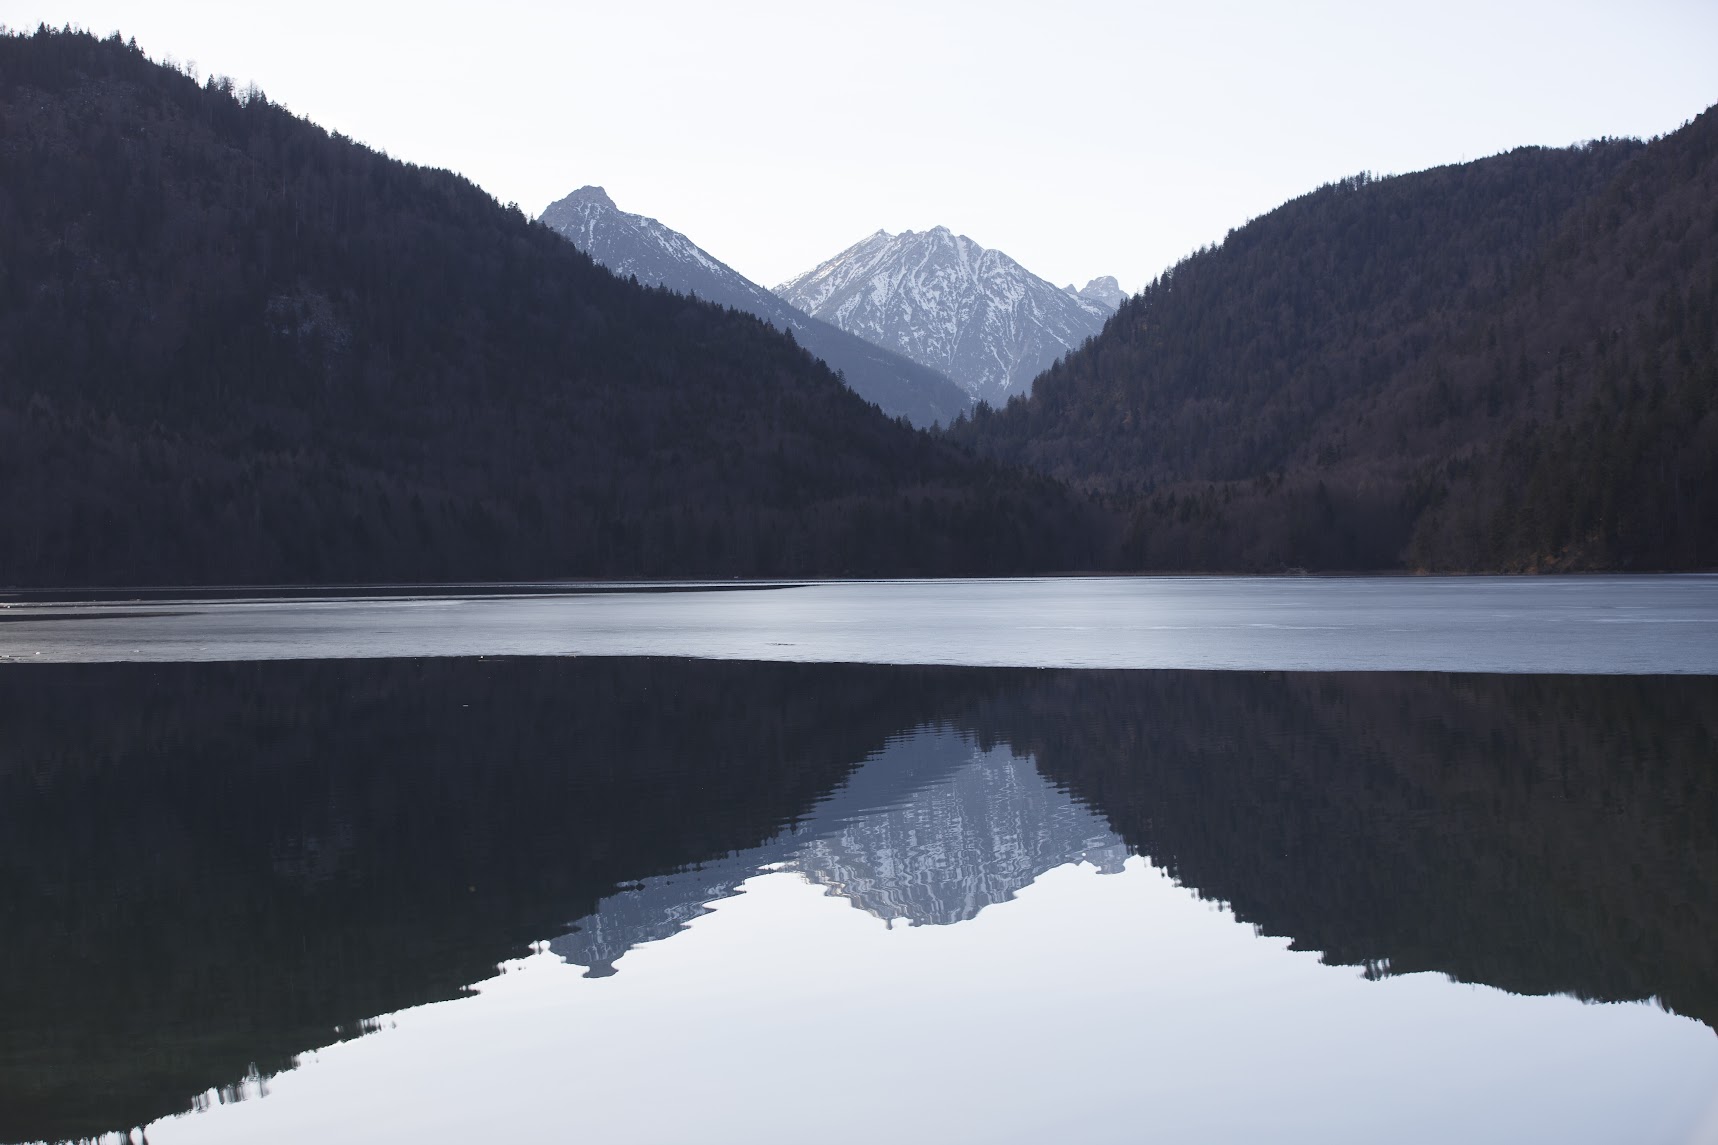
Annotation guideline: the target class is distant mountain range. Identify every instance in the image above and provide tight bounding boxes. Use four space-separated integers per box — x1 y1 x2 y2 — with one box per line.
775 227 1117 406
536 189 1129 422
539 187 971 428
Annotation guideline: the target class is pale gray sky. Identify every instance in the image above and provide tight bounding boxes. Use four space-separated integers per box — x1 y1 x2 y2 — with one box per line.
6 0 1716 292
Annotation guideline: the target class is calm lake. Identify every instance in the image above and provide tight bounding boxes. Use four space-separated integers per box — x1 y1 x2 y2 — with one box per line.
1 577 1715 1144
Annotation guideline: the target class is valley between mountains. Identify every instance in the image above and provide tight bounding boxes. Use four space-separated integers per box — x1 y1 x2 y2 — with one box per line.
0 27 1713 585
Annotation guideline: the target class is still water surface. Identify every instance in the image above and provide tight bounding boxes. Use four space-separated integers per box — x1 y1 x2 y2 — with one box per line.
1 580 1716 1143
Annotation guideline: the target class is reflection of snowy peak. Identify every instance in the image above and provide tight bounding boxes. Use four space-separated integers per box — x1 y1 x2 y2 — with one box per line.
774 228 1114 405
549 728 1126 975
538 188 971 427
789 745 1127 927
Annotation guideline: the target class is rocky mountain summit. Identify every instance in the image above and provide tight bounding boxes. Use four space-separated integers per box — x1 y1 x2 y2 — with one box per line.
1066 275 1126 310
774 227 1114 406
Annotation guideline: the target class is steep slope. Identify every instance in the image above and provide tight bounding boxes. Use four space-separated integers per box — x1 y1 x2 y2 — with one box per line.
955 117 1718 571
0 29 1097 586
539 187 971 427
775 227 1113 405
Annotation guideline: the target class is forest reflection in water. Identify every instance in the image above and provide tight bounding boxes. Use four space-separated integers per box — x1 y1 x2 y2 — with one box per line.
0 658 1714 1143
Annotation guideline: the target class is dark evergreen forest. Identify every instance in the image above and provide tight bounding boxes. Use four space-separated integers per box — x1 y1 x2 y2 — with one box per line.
955 110 1718 571
0 29 1095 586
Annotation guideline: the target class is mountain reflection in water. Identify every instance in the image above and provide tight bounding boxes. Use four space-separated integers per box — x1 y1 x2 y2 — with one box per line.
0 659 1713 1143
554 732 1128 976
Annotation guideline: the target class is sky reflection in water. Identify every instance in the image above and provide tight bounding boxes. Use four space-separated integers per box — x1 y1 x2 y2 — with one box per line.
154 858 1718 1145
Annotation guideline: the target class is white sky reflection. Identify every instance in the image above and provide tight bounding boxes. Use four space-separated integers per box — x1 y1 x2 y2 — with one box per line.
143 858 1718 1145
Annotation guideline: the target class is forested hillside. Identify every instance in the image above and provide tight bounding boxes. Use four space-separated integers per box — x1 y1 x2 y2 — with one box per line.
0 29 1095 587
955 112 1718 571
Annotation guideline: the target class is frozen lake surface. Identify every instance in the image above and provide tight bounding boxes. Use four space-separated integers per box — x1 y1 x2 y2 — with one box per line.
3 574 1716 673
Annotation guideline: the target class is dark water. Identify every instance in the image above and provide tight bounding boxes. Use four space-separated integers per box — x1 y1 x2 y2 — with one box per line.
1 658 1715 1144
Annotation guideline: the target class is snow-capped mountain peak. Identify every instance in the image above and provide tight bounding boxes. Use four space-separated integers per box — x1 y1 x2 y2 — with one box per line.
774 228 1114 405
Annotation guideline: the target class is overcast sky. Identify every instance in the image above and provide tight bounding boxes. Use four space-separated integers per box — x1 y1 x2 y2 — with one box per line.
6 0 1717 292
